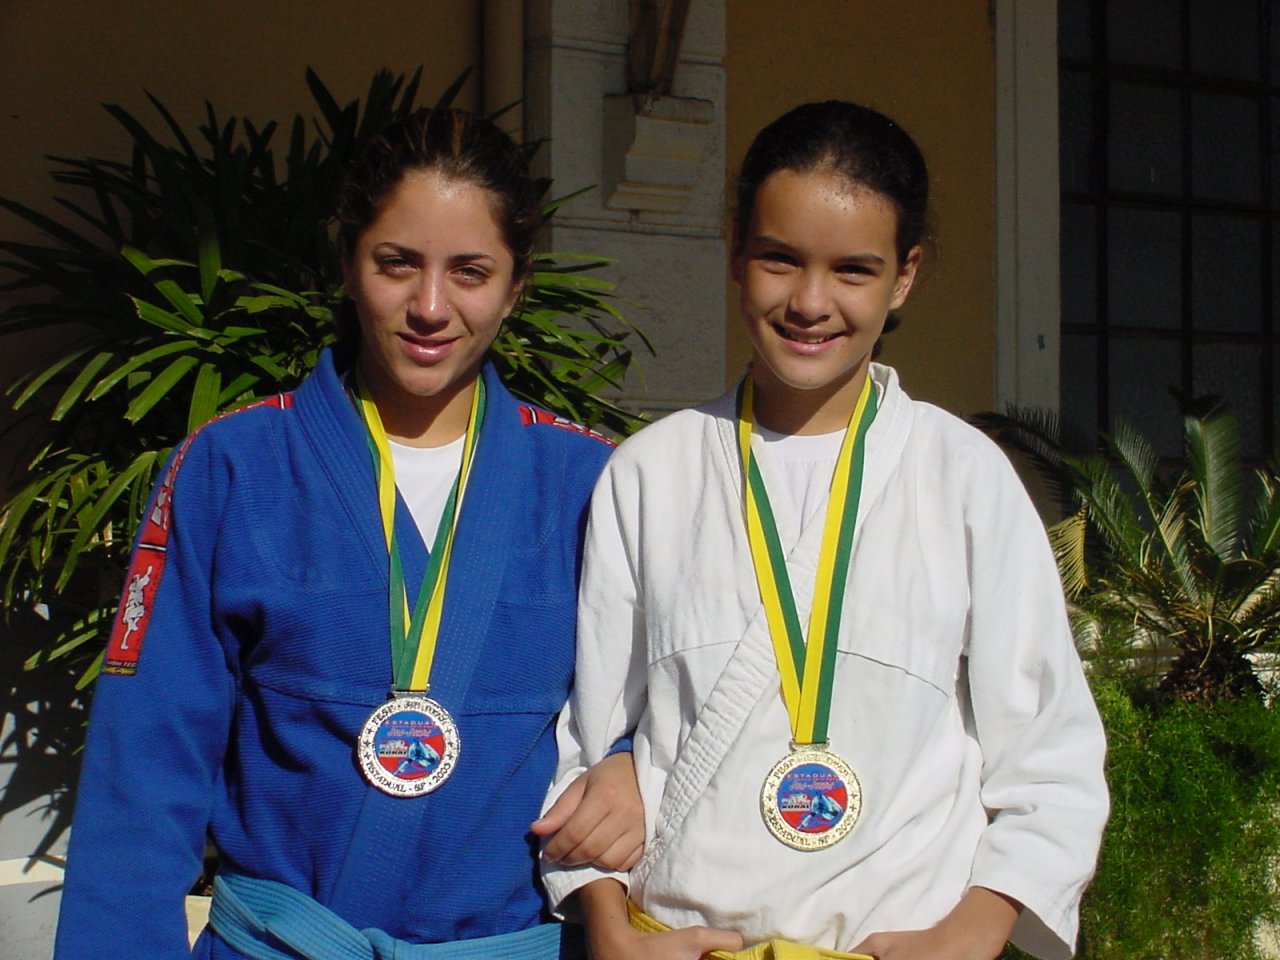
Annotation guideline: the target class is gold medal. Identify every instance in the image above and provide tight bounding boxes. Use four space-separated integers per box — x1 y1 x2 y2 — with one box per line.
760 745 861 850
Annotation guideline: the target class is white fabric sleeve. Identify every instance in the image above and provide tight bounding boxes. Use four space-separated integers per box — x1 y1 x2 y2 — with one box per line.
962 445 1110 960
541 458 651 914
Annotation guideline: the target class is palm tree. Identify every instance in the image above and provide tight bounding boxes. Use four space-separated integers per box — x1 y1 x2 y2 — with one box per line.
976 408 1280 702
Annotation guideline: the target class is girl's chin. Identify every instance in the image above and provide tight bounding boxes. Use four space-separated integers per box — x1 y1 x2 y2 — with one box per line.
754 358 869 396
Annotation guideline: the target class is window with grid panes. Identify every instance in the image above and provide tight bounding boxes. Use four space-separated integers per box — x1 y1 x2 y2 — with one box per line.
1058 0 1277 460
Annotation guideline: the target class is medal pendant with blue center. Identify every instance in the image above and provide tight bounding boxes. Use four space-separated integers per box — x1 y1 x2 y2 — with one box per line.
358 694 459 797
760 746 861 850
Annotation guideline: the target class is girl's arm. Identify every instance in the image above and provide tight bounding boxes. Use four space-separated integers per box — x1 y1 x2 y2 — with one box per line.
531 750 644 870
53 438 234 960
539 457 657 908
952 437 1109 957
575 878 744 960
853 887 1022 960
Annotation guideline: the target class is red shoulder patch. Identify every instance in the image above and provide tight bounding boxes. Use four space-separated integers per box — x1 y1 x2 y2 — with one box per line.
103 393 294 675
517 405 616 447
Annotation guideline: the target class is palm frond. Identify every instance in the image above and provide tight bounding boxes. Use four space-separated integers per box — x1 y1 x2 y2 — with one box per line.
1069 452 1147 567
1048 507 1089 598
1107 420 1160 520
987 402 1280 700
1247 470 1280 558
1185 412 1243 560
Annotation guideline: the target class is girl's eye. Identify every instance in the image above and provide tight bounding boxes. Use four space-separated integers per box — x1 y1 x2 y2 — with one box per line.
454 264 490 284
377 256 414 275
758 251 796 271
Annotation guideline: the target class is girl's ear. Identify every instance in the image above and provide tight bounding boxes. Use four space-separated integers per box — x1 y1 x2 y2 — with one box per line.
890 246 922 310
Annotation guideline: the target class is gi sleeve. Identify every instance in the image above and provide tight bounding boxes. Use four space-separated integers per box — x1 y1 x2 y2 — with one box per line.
962 443 1110 960
541 455 651 914
53 434 237 960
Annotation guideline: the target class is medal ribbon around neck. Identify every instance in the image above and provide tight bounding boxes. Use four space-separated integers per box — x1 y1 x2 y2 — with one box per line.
353 374 485 693
736 372 878 746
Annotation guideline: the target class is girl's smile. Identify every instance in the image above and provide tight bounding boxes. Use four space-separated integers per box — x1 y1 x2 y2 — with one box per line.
733 167 920 434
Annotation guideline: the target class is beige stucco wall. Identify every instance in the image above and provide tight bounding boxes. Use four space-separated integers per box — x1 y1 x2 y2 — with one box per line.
725 1 997 416
0 1 481 244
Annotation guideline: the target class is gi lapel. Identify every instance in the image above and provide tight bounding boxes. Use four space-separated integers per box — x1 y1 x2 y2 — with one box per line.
418 362 521 706
635 393 782 885
294 349 398 581
325 364 522 918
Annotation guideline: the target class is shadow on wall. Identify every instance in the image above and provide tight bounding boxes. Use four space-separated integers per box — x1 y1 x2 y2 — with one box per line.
1 608 87 869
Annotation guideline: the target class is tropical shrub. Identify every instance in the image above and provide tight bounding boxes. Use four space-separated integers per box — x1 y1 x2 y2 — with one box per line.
1089 680 1280 959
976 407 1280 702
999 678 1280 960
978 406 1280 959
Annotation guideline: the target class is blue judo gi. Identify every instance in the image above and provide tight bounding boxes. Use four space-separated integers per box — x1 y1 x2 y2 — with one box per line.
53 349 613 959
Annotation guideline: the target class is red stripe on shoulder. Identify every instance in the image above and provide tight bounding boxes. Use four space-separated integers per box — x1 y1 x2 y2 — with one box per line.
517 405 616 447
102 391 294 675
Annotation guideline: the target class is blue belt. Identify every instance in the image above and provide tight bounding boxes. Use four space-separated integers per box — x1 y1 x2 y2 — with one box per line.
209 873 584 960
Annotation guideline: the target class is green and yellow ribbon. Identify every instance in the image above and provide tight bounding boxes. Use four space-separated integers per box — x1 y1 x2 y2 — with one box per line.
736 374 877 746
353 375 485 693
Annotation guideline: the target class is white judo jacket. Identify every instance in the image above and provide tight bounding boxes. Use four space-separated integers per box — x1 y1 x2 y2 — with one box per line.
543 365 1108 960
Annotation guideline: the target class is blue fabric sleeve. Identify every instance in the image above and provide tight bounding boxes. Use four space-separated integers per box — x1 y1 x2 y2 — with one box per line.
53 437 235 960
605 734 634 756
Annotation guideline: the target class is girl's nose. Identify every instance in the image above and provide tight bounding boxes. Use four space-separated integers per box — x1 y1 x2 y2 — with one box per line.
410 271 451 323
787 271 832 323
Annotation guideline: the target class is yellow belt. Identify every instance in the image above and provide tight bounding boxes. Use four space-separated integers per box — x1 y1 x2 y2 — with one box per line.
626 901 873 960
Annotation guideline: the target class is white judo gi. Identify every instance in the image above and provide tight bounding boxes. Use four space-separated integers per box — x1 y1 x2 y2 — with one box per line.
543 364 1108 960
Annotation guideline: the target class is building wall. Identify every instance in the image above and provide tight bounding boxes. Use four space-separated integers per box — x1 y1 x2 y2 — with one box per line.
526 0 728 416
725 1 998 416
0 1 481 242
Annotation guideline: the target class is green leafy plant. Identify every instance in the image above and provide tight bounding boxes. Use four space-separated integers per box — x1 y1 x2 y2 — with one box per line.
0 67 647 689
1084 680 1280 959
976 407 1280 702
999 679 1280 960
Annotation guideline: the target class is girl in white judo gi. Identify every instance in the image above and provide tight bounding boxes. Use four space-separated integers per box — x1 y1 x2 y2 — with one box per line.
542 101 1109 960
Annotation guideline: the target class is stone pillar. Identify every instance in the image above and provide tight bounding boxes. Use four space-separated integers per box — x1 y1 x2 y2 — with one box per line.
525 0 727 416
994 0 1060 413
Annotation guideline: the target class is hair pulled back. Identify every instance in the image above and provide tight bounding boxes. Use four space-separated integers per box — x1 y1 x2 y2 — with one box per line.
734 100 930 265
337 107 540 278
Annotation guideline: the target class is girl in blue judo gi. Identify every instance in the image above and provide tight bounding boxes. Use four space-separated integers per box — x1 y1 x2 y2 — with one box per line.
54 107 642 960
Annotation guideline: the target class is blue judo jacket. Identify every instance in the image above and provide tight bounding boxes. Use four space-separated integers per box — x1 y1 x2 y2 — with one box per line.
53 350 613 959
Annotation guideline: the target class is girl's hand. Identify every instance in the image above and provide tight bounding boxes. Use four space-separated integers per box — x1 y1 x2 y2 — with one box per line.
531 752 644 870
852 887 1021 960
597 924 745 960
577 878 745 960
